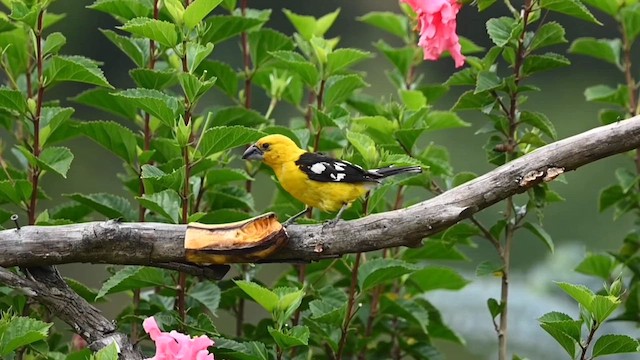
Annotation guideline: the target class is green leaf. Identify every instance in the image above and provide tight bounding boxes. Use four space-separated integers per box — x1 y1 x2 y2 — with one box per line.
94 342 119 360
206 168 253 183
476 261 504 276
136 189 182 223
212 106 269 127
198 60 238 97
65 277 100 303
475 70 502 93
66 193 135 221
380 296 430 335
487 298 503 319
346 131 377 166
358 11 408 38
119 17 179 47
399 90 427 111
478 0 498 11
0 180 32 206
403 240 469 261
425 111 470 131
529 22 566 51
188 281 221 314
235 280 279 313
248 29 294 67
520 111 558 140
522 53 571 76
409 266 469 292
184 0 222 29
202 15 264 45
141 165 184 194
268 326 309 349
269 50 319 86
616 168 638 193
323 74 368 109
523 221 554 253
581 0 618 16
584 84 628 107
100 29 147 67
130 69 177 90
592 334 640 357
198 126 265 158
621 4 640 43
283 8 340 40
486 17 518 47
555 282 594 310
538 311 581 358
599 185 624 212
0 87 27 115
96 266 166 299
539 0 600 24
575 253 616 280
178 72 216 104
374 40 415 78
357 258 418 291
43 32 66 55
591 295 621 323
37 146 73 178
186 42 214 73
44 55 112 88
0 316 51 356
78 121 138 164
326 48 372 75
113 88 182 127
569 37 621 66
452 90 495 112
88 0 151 22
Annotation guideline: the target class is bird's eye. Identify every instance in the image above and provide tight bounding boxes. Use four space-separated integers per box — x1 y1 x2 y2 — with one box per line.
261 143 270 150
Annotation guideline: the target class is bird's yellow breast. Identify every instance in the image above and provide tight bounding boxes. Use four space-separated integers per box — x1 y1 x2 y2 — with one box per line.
273 161 368 212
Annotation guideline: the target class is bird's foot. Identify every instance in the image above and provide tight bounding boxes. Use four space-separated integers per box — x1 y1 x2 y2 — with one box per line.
322 218 340 229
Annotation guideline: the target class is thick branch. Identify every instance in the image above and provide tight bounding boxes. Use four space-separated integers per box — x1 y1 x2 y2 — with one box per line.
2 116 640 265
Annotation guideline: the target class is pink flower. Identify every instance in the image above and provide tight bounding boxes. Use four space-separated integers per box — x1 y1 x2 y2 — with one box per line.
402 0 466 68
143 316 214 360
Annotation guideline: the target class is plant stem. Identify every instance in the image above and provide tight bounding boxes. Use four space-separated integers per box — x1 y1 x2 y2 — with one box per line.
579 321 599 360
336 252 362 359
28 10 45 226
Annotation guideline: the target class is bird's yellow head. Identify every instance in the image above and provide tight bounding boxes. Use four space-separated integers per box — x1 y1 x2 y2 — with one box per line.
242 134 305 168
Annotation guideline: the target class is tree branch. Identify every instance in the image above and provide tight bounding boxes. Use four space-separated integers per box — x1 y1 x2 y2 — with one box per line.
2 116 640 266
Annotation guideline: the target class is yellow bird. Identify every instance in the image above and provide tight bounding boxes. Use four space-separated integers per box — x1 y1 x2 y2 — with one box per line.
242 134 422 225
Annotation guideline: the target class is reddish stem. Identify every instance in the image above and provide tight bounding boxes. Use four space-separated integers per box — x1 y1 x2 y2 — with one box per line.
28 10 45 225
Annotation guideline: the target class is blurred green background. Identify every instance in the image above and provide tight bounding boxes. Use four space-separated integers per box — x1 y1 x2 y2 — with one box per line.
5 0 639 358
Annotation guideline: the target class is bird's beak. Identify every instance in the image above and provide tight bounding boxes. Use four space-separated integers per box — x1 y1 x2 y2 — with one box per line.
242 144 264 160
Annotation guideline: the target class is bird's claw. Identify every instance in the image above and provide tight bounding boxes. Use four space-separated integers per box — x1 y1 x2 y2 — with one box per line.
322 218 340 229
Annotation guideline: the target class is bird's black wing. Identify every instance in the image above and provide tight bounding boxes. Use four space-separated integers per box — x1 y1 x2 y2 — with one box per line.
295 152 379 183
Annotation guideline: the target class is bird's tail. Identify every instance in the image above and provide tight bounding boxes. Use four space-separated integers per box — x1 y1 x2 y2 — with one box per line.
367 166 422 179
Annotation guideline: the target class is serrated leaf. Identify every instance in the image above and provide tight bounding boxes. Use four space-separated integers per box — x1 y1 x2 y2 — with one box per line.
100 29 147 67
37 146 73 178
113 88 182 127
403 240 469 261
540 0 600 24
88 0 151 21
399 90 427 110
248 28 294 67
137 189 181 223
487 298 503 319
130 68 177 90
592 334 640 357
141 164 184 193
486 17 518 47
0 87 26 115
283 8 339 40
581 0 618 16
202 15 264 44
184 0 222 29
43 32 66 55
0 180 32 206
323 74 368 109
523 221 554 253
212 106 269 127
358 11 408 38
235 280 279 313
522 53 570 76
476 261 504 276
94 342 119 360
569 37 621 66
269 50 319 86
0 316 51 355
178 71 216 103
374 40 415 78
425 111 470 131
591 295 621 323
408 266 469 292
475 70 502 93
198 60 237 97
96 266 166 299
556 282 594 310
575 253 616 280
198 126 265 158
621 4 640 43
615 168 638 193
520 111 558 140
326 48 372 75
268 326 309 349
119 17 179 47
452 90 495 112
78 121 138 164
188 281 221 314
186 42 214 73
380 296 430 334
73 88 138 120
584 85 628 107
65 277 100 303
357 258 417 291
346 131 377 165
44 55 112 88
538 311 581 358
529 22 566 51
66 193 135 221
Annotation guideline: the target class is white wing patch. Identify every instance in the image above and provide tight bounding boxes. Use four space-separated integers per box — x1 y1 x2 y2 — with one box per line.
310 162 328 174
330 173 346 181
333 162 346 171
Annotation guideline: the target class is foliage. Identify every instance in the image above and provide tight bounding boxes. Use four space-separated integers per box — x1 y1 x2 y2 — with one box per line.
0 0 637 359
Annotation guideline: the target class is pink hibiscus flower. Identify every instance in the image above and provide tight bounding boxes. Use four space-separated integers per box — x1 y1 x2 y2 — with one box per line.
402 0 466 67
143 317 215 360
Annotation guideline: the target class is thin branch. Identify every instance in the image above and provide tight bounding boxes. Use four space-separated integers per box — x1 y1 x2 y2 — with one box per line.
2 116 640 265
